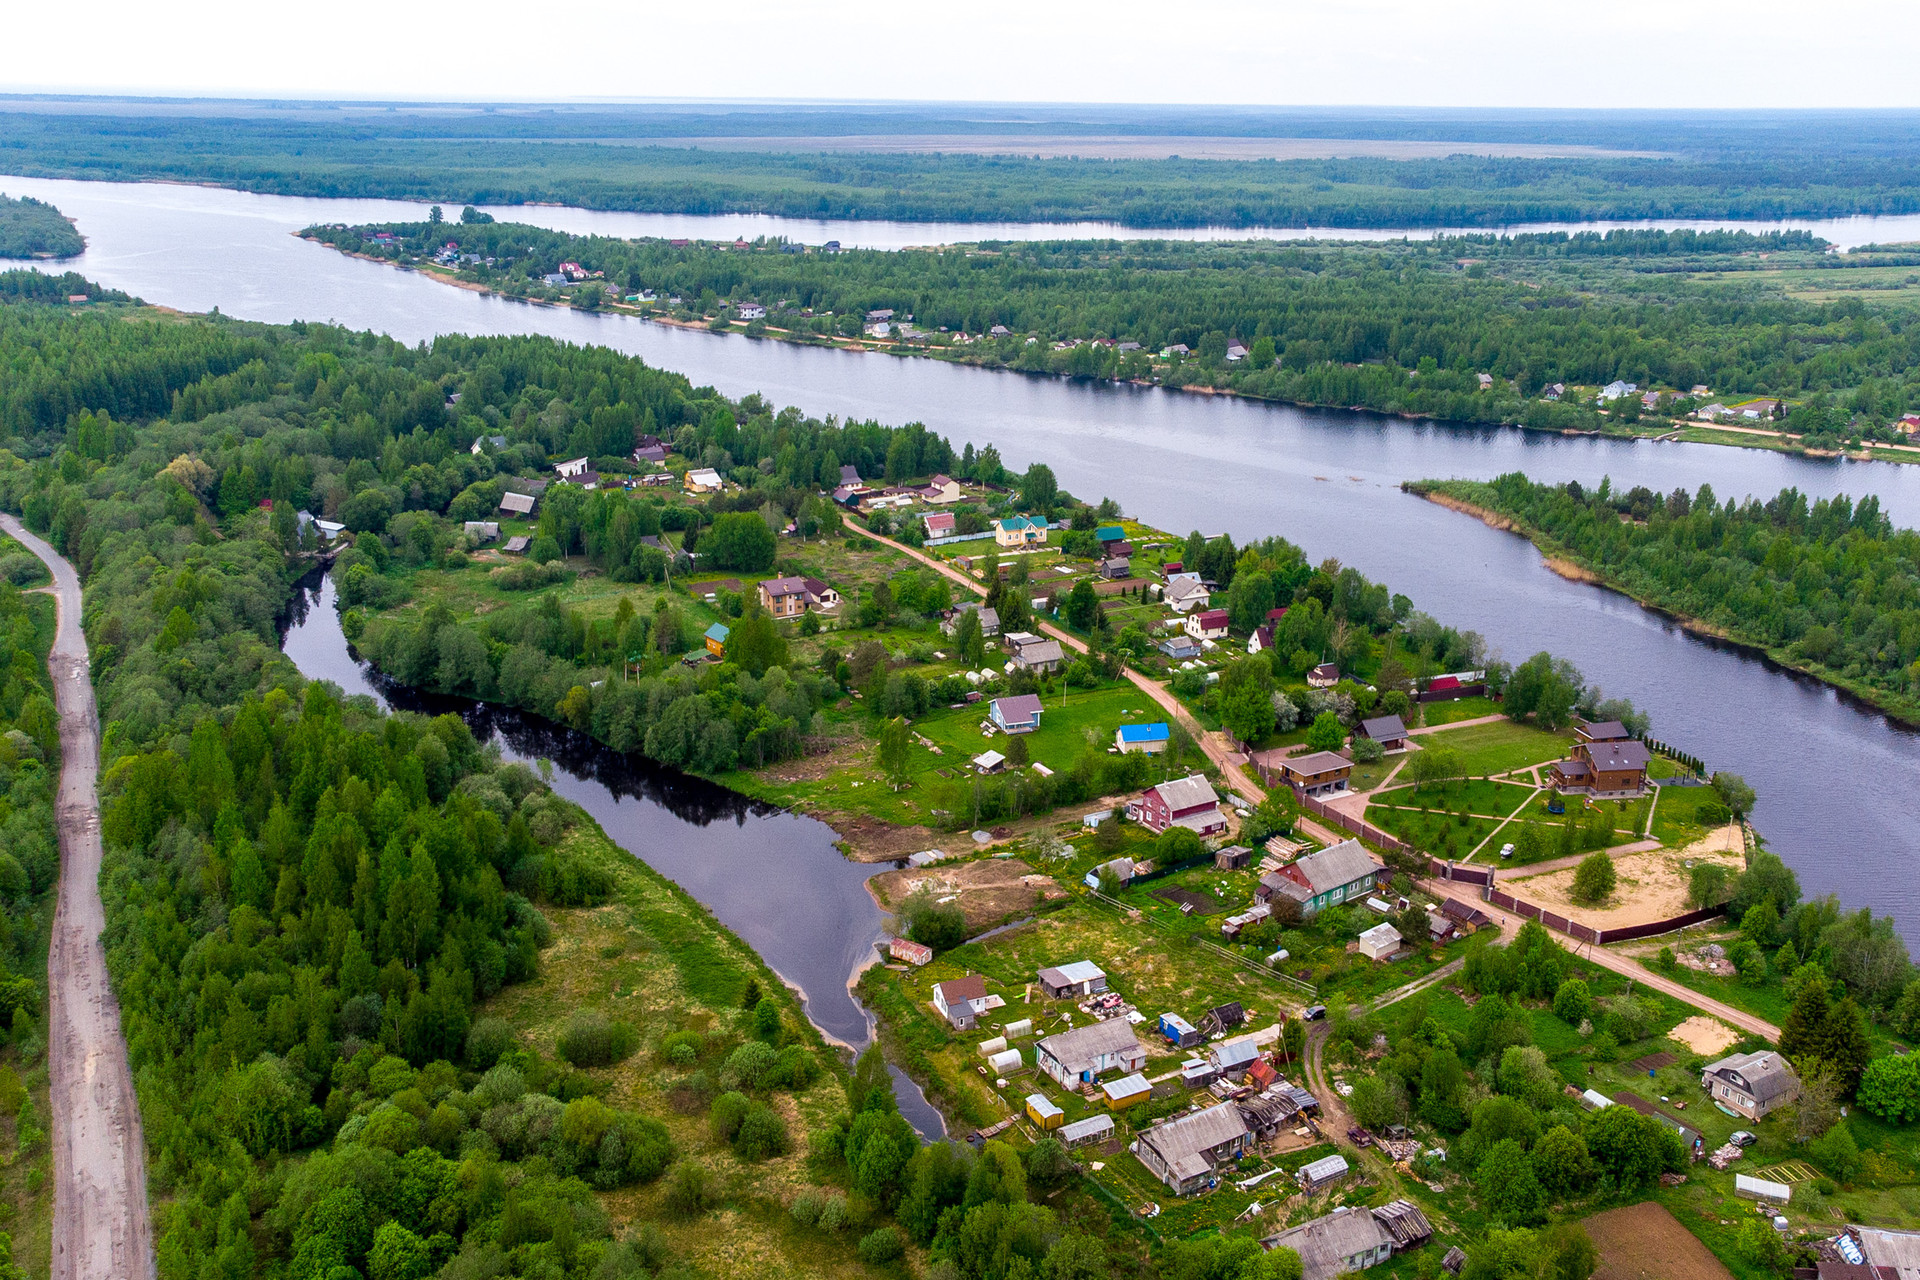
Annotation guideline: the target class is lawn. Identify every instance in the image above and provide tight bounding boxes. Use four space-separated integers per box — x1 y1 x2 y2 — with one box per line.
1366 807 1505 860
1416 718 1575 777
1418 695 1501 727
1371 778 1536 817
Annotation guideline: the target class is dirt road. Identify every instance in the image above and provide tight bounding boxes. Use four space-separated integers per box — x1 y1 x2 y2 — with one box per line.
0 514 154 1280
840 516 1780 1044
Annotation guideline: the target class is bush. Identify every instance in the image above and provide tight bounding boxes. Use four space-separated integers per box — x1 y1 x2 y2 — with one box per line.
557 1011 640 1067
817 1193 850 1232
663 1162 716 1218
1351 735 1384 764
857 1226 905 1264
732 1104 790 1161
709 1091 752 1143
1552 979 1592 1026
790 1188 826 1225
659 1029 703 1066
465 1017 515 1070
489 560 567 591
1571 852 1616 904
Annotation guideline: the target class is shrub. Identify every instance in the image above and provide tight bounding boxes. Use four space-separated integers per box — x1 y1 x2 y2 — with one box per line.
1552 979 1592 1026
857 1227 905 1265
664 1162 716 1218
465 1017 515 1070
709 1091 752 1143
1571 852 1616 904
557 1011 640 1067
489 560 567 591
789 1188 826 1225
723 1041 780 1091
732 1104 790 1161
817 1193 850 1232
1351 735 1384 764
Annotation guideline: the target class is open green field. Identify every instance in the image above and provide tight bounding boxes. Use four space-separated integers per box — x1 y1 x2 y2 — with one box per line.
1372 777 1536 817
1417 718 1576 776
1417 695 1502 727
1366 807 1505 860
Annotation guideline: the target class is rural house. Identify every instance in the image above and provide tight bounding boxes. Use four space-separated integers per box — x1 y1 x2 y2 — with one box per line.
921 474 963 504
1357 714 1410 753
1263 1204 1404 1280
1701 1051 1801 1120
1128 775 1226 836
1257 840 1385 917
1185 608 1230 642
1035 1018 1146 1087
684 467 724 493
703 623 728 657
1036 961 1108 999
1306 663 1340 688
989 694 1044 735
1115 723 1169 754
922 511 957 538
944 602 1000 637
757 576 812 618
1251 749 1352 797
1551 738 1651 796
1131 1102 1251 1195
1577 719 1632 743
994 516 1046 547
470 434 508 455
1008 634 1066 674
1162 573 1211 613
802 578 840 609
554 456 591 478
932 975 992 1030
498 490 538 517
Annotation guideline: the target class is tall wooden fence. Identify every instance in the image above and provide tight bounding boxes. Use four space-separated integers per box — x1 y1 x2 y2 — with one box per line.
1289 788 1726 946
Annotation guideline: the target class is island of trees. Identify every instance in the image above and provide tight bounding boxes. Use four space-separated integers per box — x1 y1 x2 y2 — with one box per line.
0 195 83 260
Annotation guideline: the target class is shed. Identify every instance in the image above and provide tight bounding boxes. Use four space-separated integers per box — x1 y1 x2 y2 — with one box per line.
1116 722 1171 754
888 938 933 966
703 623 729 657
1210 1036 1262 1077
1357 923 1403 962
1037 961 1108 999
1297 1153 1351 1192
1159 1013 1204 1048
1103 1073 1152 1111
1214 845 1253 871
1025 1095 1065 1131
1202 1003 1246 1036
987 1049 1024 1076
1181 1058 1218 1088
1061 1114 1114 1148
973 750 1007 774
1736 1174 1792 1205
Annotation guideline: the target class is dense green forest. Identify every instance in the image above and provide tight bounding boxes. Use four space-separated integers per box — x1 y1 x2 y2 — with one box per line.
314 219 1920 431
0 195 82 259
16 109 1920 227
1415 474 1920 723
0 275 1168 1280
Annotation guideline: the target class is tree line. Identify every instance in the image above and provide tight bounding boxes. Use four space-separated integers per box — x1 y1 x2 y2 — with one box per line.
315 220 1920 428
1416 475 1920 722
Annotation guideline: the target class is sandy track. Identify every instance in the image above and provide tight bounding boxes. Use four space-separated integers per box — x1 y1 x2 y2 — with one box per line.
0 514 153 1280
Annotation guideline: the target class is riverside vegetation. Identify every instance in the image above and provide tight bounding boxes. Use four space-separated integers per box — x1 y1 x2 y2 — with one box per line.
1413 474 1920 725
307 219 1920 444
9 271 1920 1279
16 106 1920 227
0 195 82 260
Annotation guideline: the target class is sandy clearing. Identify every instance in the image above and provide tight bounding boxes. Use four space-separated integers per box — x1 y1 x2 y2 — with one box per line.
867 858 1067 931
1501 824 1745 927
1669 1015 1739 1056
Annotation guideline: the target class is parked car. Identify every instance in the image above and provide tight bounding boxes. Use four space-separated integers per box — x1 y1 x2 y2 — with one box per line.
1730 1131 1757 1148
1303 1005 1328 1021
1499 843 1515 859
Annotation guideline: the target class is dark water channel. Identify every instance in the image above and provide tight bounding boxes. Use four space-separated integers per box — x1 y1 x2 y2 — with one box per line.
11 174 1920 948
281 570 945 1137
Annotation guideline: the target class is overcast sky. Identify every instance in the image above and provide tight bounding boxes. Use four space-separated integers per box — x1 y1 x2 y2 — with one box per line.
11 0 1920 109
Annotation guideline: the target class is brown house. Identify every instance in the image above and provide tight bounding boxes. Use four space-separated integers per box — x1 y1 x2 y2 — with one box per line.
758 576 811 619
1251 749 1352 797
1551 738 1650 796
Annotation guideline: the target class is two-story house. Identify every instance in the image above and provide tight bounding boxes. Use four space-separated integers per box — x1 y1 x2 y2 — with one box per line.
1127 775 1226 836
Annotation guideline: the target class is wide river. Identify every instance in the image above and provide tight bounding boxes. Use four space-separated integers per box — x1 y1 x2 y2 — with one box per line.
9 175 1920 953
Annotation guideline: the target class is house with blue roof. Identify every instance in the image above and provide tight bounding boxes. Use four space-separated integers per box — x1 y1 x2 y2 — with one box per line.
1115 723 1170 754
1096 525 1126 543
703 623 729 657
994 516 1047 547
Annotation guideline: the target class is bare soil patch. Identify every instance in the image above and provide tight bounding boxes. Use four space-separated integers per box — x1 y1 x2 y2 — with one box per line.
1584 1201 1732 1280
820 810 952 862
1669 1015 1739 1056
1503 825 1745 927
757 741 864 785
867 858 1067 932
1151 886 1227 915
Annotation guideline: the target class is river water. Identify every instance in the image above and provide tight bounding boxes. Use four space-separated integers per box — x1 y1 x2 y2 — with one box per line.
10 173 1920 949
281 571 947 1138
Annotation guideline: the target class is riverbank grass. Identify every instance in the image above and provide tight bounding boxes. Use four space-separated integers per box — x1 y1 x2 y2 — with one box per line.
479 801 874 1279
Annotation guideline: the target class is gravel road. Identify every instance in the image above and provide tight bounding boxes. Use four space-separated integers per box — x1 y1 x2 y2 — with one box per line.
0 514 153 1280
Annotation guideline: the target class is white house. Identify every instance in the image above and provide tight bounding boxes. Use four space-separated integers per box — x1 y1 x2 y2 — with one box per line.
932 975 992 1030
684 467 724 493
1185 608 1230 641
1599 380 1638 402
554 457 591 478
1163 573 1210 613
736 303 766 320
1035 1019 1145 1088
1358 923 1403 962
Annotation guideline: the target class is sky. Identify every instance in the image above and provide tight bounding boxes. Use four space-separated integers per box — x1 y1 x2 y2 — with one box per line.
9 0 1920 110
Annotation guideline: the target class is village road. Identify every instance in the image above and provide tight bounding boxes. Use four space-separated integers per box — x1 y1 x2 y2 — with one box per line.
0 514 153 1280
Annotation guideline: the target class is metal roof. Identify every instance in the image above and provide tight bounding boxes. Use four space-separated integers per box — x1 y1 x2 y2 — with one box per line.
1059 1114 1113 1143
1040 960 1106 986
1102 1073 1150 1100
1299 1153 1351 1183
1037 1019 1141 1074
1293 839 1383 894
1136 1102 1248 1164
1151 774 1220 813
1118 723 1170 743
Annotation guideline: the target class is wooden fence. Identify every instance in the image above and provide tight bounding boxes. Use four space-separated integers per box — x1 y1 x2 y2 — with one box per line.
1290 787 1726 947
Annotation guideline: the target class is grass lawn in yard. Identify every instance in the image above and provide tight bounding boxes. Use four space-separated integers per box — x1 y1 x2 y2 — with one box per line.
1365 806 1504 861
914 681 1160 774
1416 718 1576 777
1648 783 1730 849
1348 756 1401 792
1369 778 1536 817
1418 695 1501 727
